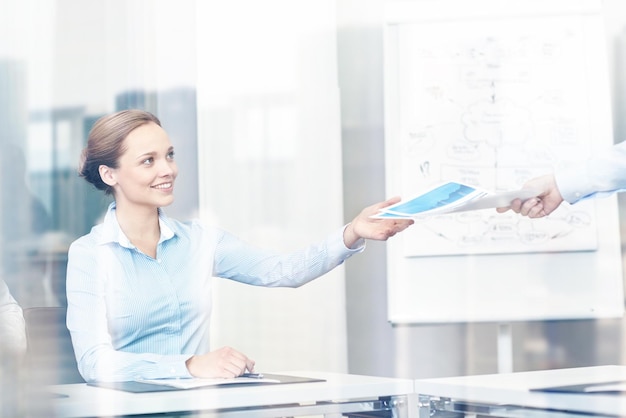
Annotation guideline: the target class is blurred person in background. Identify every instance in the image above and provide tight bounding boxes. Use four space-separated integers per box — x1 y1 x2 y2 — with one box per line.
0 276 27 417
1 143 52 307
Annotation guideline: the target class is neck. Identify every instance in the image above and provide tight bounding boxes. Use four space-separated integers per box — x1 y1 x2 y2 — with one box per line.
114 202 160 241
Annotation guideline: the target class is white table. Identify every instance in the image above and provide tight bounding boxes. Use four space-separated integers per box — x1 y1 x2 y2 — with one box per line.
48 370 416 418
415 365 626 417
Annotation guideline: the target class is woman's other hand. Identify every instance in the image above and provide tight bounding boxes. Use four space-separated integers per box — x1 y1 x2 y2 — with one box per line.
185 346 255 378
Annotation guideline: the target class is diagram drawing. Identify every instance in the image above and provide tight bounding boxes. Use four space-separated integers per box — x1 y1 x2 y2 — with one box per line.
391 14 607 257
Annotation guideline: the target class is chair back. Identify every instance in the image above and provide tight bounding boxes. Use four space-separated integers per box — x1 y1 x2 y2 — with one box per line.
23 306 85 384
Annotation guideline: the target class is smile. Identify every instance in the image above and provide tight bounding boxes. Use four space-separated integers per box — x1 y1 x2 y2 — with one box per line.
152 183 172 189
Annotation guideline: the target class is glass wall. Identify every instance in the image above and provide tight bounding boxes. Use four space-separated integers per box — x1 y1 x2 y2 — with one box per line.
1 0 199 414
0 0 199 308
5 1 625 416
1 1 345 415
196 0 346 374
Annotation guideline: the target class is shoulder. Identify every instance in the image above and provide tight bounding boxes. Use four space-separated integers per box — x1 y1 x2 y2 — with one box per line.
68 224 104 256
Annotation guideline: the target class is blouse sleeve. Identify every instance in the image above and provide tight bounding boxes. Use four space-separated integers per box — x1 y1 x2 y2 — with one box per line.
214 225 365 287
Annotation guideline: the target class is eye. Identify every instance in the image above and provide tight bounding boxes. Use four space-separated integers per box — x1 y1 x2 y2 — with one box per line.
167 150 175 160
142 157 154 165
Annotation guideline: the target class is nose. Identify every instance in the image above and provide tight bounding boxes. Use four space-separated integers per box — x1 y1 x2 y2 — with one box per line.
158 158 177 177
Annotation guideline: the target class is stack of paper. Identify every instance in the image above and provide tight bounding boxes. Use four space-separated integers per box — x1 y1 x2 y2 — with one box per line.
372 181 538 219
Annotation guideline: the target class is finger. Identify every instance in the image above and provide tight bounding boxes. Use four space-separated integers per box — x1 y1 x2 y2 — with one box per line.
528 201 545 218
529 210 547 219
221 357 249 377
227 354 249 375
528 204 546 219
226 348 249 362
245 358 256 373
497 198 522 214
395 220 414 231
519 198 540 216
217 347 250 377
378 196 402 209
514 197 534 213
221 364 241 378
381 220 412 238
509 199 524 213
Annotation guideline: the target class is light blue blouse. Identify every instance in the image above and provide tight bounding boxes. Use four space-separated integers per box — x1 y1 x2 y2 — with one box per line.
66 202 364 382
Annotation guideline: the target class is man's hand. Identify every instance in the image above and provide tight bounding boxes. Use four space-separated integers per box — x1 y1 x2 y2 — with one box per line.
496 174 564 218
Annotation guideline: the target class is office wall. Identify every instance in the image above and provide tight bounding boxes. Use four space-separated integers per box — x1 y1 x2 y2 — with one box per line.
338 0 626 379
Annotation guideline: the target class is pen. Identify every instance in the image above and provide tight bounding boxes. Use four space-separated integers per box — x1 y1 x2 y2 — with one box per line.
241 373 264 379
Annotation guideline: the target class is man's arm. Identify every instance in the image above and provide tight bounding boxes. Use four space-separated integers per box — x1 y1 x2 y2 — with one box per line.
497 141 626 218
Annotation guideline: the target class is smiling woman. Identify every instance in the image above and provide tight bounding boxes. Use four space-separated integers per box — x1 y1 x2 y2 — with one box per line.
65 109 413 383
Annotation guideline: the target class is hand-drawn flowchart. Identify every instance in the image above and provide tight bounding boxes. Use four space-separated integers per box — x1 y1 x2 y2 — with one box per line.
393 15 600 256
384 1 623 324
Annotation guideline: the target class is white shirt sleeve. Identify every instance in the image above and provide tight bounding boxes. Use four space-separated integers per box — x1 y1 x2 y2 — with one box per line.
555 141 626 204
0 279 27 357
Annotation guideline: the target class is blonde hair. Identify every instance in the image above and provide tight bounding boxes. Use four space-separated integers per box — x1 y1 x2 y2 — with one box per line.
79 110 161 195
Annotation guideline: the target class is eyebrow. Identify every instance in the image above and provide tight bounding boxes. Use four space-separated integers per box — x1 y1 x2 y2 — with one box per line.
135 146 174 161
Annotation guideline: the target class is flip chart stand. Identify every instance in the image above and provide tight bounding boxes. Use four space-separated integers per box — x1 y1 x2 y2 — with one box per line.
497 323 513 373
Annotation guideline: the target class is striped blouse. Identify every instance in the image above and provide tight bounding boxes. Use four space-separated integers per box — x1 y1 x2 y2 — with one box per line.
66 202 363 382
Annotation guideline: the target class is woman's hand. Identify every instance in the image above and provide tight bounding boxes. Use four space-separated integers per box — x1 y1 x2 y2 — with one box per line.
343 197 414 248
185 346 255 378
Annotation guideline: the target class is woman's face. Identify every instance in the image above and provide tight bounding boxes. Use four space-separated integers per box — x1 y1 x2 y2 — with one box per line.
110 122 178 210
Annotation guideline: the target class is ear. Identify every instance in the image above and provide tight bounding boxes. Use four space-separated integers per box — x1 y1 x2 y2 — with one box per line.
98 165 117 187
